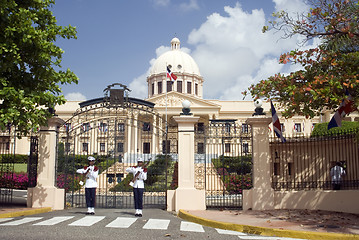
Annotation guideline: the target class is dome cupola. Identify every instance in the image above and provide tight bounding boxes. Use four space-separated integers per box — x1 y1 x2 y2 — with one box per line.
147 38 204 99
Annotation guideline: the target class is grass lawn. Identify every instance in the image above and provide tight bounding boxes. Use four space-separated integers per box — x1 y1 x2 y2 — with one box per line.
14 163 27 173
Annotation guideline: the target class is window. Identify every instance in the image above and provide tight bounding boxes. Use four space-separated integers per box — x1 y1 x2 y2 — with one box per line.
225 143 231 153
242 124 249 133
167 81 172 92
98 122 107 133
162 140 170 154
274 162 280 175
197 142 204 154
116 173 124 183
100 143 105 152
243 142 249 154
143 142 150 154
143 122 151 131
65 143 71 152
151 83 154 96
187 82 192 94
195 83 198 95
288 162 293 176
177 81 182 93
196 123 204 133
157 81 162 94
107 174 115 184
294 123 302 132
117 142 123 153
82 123 91 132
280 123 285 132
225 123 231 133
118 123 125 132
82 143 88 152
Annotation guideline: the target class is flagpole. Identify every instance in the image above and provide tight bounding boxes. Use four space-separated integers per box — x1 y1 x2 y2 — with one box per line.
165 63 168 135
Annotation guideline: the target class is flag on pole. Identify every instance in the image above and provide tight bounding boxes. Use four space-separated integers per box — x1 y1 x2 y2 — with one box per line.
328 92 354 130
167 66 177 82
98 122 108 133
271 101 286 142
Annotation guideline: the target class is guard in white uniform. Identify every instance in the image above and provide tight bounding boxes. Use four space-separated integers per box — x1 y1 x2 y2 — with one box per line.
76 156 99 214
126 157 147 217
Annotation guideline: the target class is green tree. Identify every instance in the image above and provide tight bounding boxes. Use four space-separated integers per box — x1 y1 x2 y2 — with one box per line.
245 0 358 118
0 0 78 136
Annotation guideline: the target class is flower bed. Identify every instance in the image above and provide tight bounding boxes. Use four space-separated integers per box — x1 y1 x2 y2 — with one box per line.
0 172 28 189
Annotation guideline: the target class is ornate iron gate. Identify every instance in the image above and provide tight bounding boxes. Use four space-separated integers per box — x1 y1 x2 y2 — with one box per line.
195 120 252 209
0 130 15 204
28 136 39 188
57 85 176 209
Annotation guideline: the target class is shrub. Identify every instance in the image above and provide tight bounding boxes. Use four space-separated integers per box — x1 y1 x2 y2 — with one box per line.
212 155 252 175
0 172 28 189
56 173 83 192
224 173 252 194
109 173 133 192
0 154 28 164
311 121 359 137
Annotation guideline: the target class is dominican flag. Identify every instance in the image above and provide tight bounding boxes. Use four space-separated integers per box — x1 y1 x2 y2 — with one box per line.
98 122 108 133
82 123 91 132
167 66 177 82
271 101 286 142
64 123 71 132
328 92 354 130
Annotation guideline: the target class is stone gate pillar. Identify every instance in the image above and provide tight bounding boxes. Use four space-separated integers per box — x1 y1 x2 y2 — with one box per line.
243 115 274 210
27 117 65 210
168 114 206 212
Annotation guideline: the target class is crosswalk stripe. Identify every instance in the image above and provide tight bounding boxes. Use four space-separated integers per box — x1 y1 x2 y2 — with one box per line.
180 221 205 232
0 217 43 226
216 228 247 235
0 218 13 223
68 216 105 226
143 219 170 230
33 216 75 226
106 217 137 228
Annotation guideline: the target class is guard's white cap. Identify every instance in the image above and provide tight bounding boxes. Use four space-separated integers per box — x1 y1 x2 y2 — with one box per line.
137 157 143 162
88 156 96 162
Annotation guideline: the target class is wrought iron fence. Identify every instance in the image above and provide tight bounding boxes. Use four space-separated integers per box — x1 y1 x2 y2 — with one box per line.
270 128 359 191
195 121 252 209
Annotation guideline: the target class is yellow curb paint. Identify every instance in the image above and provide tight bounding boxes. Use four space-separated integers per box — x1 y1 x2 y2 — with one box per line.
178 209 359 240
0 207 52 218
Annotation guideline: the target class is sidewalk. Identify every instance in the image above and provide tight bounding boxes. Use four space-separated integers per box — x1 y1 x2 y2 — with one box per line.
0 203 52 218
179 209 359 240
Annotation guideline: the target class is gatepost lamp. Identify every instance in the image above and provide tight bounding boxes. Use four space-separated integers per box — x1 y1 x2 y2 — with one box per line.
181 100 192 115
252 99 266 116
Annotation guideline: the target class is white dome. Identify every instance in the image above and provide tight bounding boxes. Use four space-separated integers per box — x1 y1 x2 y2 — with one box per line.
150 38 201 76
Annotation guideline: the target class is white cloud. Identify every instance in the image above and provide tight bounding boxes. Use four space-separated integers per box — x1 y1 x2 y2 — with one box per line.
179 0 199 12
131 0 320 101
152 0 170 7
152 0 199 11
65 92 87 101
273 0 309 16
186 2 318 100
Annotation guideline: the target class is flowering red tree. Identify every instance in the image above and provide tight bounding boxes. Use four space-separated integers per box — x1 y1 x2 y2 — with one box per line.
245 0 358 118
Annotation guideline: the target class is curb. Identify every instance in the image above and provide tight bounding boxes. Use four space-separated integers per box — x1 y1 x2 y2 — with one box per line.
0 207 52 218
178 209 359 240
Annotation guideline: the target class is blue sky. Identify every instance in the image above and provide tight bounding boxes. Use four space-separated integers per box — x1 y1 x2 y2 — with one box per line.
52 0 316 102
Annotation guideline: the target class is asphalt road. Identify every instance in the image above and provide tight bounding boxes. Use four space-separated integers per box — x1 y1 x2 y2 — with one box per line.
0 208 305 240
